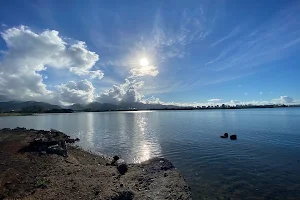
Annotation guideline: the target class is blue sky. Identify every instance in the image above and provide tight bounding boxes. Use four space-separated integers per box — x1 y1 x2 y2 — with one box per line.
0 0 299 106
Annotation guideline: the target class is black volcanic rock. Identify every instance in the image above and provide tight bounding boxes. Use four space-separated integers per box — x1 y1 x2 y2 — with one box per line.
230 135 237 140
117 163 128 175
220 133 228 138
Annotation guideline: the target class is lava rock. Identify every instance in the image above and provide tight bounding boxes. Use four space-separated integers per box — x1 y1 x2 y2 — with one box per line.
13 127 26 131
113 155 120 161
66 138 80 143
47 145 68 157
117 164 128 175
111 155 120 165
230 135 237 140
220 133 228 138
111 191 134 200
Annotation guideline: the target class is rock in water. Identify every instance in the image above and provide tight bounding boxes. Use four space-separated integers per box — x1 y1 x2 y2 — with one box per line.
230 135 237 140
220 133 228 138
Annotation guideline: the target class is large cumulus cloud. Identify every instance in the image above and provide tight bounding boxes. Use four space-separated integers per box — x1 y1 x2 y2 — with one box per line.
57 80 96 105
0 26 102 103
97 79 144 104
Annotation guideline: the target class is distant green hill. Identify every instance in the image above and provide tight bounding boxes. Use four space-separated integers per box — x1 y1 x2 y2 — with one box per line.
0 101 61 112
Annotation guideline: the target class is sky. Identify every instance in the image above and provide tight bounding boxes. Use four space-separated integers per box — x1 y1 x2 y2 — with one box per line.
0 0 299 106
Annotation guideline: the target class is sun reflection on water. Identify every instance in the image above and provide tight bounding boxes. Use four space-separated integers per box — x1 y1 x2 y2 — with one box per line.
133 115 161 163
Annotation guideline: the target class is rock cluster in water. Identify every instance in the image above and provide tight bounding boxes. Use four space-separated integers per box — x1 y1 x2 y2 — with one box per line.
220 132 237 140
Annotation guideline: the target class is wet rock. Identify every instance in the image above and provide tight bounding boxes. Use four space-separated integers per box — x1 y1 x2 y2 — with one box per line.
13 127 26 131
50 129 60 133
220 133 228 138
117 164 128 175
113 156 120 161
18 128 79 157
230 135 237 140
160 159 174 171
47 145 67 157
66 138 80 143
140 158 174 173
111 155 120 165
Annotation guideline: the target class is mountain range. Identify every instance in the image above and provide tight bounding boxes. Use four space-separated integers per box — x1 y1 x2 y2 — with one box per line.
0 101 181 112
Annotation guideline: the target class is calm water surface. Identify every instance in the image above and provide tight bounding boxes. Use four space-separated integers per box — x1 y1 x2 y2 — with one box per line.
1 108 300 199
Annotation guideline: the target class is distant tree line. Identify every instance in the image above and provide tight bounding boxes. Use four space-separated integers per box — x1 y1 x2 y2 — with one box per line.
20 106 73 113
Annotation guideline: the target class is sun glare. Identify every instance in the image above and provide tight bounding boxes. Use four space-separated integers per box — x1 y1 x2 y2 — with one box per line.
140 58 149 67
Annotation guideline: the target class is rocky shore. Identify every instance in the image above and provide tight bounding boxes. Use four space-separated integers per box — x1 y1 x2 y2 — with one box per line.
0 128 191 200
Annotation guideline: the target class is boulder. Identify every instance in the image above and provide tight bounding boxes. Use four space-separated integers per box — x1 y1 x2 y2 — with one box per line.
111 155 120 166
117 164 128 175
113 156 120 161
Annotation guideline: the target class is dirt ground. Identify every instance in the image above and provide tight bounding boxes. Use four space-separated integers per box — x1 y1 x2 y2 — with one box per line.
0 128 191 200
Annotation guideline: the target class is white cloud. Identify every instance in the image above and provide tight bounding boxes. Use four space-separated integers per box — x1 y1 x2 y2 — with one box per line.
244 93 248 95
260 92 263 95
272 96 296 104
57 80 96 105
97 79 144 104
230 100 240 105
207 98 222 102
69 68 104 80
132 81 144 89
130 65 159 77
211 26 241 47
0 25 101 103
141 96 160 104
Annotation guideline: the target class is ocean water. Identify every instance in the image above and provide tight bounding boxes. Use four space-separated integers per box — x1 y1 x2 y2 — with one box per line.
0 108 300 199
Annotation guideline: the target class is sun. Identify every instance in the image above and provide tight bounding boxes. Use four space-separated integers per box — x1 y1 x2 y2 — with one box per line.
140 58 149 67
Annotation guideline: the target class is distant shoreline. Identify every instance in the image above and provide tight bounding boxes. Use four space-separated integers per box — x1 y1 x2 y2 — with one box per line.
1 106 299 116
1 100 299 114
0 113 33 117
73 105 300 112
